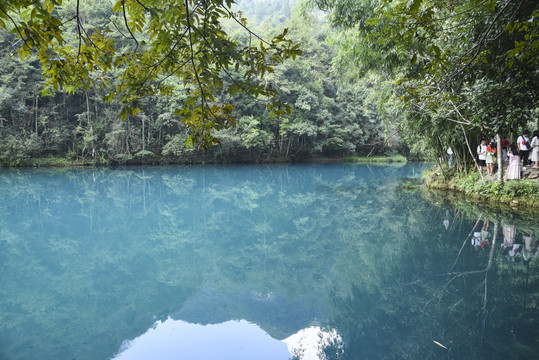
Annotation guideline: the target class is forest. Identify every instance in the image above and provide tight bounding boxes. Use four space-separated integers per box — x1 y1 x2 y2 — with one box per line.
0 0 538 167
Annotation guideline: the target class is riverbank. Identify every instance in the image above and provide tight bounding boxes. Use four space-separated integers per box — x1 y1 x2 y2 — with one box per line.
307 155 407 164
0 154 409 168
424 165 539 208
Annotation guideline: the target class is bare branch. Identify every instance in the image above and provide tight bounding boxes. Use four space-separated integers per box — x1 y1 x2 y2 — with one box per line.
185 0 206 112
449 214 482 272
76 0 82 63
0 7 31 51
435 0 517 95
111 17 130 39
461 123 484 181
190 22 269 105
122 0 139 52
134 0 151 12
412 0 489 26
221 7 273 47
448 98 472 125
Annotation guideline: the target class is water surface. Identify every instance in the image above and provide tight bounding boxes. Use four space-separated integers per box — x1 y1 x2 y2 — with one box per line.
0 164 537 359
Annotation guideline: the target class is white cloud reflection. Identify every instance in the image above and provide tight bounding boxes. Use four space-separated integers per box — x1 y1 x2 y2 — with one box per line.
112 318 341 360
284 326 342 360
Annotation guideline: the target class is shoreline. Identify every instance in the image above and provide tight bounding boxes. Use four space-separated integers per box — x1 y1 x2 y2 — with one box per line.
424 164 539 209
0 155 409 168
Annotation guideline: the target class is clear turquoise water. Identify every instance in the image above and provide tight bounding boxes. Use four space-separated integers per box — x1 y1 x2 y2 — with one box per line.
0 164 537 360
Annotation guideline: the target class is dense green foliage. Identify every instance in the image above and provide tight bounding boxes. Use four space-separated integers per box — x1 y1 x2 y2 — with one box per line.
315 0 539 170
0 0 301 148
0 0 401 165
1 0 537 170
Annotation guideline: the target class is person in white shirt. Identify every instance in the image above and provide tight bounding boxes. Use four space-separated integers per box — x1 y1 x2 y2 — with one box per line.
517 130 531 167
531 130 539 168
447 146 453 167
477 139 488 173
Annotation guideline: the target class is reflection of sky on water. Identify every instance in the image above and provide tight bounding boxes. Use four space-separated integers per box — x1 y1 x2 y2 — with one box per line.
113 318 340 360
113 319 290 360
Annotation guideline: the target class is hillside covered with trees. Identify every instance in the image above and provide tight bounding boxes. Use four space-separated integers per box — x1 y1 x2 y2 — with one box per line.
0 0 537 167
317 0 538 173
0 0 397 165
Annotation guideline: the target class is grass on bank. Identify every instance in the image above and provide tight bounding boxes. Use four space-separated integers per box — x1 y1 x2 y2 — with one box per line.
4 156 110 167
342 155 407 163
424 166 539 208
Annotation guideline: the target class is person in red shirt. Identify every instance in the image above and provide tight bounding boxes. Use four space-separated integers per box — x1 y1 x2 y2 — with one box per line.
486 142 497 176
501 137 510 162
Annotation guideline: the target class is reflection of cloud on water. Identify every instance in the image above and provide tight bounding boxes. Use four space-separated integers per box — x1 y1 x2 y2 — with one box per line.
113 318 341 360
284 326 342 360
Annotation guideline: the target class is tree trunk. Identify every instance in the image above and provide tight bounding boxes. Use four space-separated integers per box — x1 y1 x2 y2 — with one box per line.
126 117 130 154
94 92 98 121
64 93 68 124
35 94 38 138
496 133 503 181
85 91 95 158
142 115 145 152
436 136 446 178
147 118 151 148
461 124 483 181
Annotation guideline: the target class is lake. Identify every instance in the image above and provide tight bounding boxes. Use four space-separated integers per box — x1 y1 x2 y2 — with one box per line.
0 164 537 360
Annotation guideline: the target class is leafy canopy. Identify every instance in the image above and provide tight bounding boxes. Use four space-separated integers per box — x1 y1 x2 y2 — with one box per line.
316 0 538 162
0 0 302 147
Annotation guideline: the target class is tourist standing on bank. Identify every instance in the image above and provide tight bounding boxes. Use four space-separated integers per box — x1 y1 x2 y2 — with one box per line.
505 144 521 180
531 130 539 168
477 139 488 173
517 130 531 168
501 137 510 162
486 142 496 176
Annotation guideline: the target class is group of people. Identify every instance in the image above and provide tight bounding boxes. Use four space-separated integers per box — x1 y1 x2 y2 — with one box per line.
476 130 539 180
500 222 537 261
470 220 537 262
476 138 498 176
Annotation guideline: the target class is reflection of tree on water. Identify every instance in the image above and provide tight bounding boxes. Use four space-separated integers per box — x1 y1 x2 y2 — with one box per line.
446 216 538 359
1 165 536 360
323 200 539 360
522 231 536 262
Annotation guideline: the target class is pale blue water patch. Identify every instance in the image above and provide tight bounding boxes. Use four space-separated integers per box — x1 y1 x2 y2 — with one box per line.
0 163 538 360
113 319 290 360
